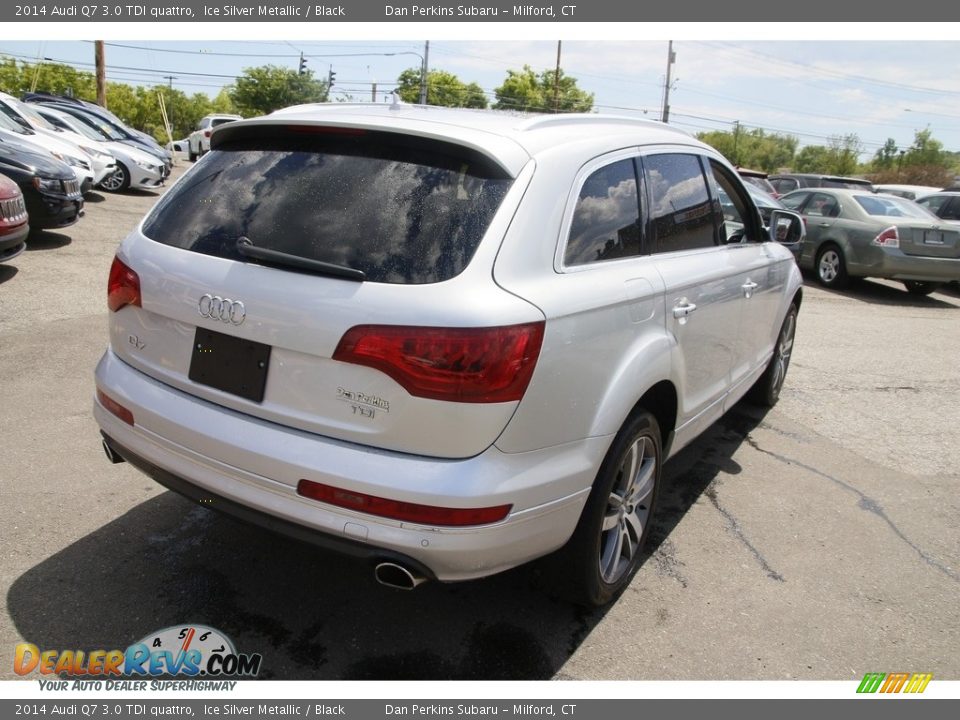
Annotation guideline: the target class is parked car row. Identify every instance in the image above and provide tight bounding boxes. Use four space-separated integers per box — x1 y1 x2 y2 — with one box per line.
0 90 172 263
733 169 960 295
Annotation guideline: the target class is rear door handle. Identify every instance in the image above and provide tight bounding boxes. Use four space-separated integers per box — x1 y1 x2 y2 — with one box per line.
742 280 759 298
672 301 697 319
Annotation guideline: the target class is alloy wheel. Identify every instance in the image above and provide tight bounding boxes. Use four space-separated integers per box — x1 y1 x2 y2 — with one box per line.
599 434 656 584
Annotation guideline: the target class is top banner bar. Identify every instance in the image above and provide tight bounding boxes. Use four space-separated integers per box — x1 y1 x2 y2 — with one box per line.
6 1 960 22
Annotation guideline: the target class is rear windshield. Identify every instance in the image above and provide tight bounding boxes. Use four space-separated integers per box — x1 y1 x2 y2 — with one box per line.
142 131 513 284
854 195 938 219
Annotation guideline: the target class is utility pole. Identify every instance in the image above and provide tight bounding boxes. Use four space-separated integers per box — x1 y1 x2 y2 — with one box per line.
95 40 106 107
163 75 176 89
661 40 676 123
419 40 430 105
553 40 562 113
732 120 741 165
371 82 377 103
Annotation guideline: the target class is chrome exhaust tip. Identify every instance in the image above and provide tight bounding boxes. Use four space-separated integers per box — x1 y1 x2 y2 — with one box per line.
374 562 428 590
102 439 125 464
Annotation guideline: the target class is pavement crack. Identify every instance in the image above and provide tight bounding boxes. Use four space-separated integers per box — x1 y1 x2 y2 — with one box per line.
744 434 959 584
704 485 785 583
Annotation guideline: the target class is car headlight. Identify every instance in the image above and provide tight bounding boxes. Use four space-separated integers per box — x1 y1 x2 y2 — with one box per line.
132 157 158 171
80 145 112 162
63 154 90 169
33 176 62 193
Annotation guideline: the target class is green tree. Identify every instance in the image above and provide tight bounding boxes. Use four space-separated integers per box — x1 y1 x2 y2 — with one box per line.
493 65 593 113
228 65 328 117
395 68 488 108
827 133 863 176
696 127 797 172
872 138 900 171
870 129 953 186
794 145 832 173
903 128 946 167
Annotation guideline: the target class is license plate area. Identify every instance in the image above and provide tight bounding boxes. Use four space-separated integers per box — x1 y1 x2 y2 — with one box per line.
923 230 945 245
188 328 271 402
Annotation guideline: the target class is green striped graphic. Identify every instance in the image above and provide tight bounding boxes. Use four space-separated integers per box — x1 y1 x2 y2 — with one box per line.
857 672 886 693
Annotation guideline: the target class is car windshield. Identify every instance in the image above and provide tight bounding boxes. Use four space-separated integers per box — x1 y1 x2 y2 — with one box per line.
13 101 58 132
44 111 108 141
854 194 939 219
142 132 513 285
63 109 125 141
0 107 31 134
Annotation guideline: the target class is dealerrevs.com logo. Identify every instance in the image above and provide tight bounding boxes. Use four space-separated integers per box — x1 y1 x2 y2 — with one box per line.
14 625 262 684
857 672 933 694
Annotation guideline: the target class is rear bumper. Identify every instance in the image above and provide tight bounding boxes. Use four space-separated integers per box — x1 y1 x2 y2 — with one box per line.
94 349 605 582
850 246 960 282
100 431 439 580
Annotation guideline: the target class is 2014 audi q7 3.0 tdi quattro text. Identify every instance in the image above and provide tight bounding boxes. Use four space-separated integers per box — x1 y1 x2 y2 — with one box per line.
94 104 804 606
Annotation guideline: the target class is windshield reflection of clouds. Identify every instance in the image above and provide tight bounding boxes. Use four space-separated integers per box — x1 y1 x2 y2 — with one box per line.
144 146 510 284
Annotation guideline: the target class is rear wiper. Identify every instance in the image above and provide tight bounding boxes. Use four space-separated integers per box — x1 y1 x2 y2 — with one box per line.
235 237 365 282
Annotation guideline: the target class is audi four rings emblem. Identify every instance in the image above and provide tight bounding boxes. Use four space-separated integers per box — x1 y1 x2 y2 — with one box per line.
198 294 246 325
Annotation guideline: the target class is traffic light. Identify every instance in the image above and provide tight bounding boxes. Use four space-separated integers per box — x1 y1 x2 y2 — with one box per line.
327 68 336 88
298 54 308 76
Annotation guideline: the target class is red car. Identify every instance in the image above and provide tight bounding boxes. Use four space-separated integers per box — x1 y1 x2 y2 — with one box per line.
0 172 29 263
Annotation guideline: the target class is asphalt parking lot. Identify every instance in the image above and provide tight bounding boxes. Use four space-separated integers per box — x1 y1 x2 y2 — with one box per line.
1 164 958 681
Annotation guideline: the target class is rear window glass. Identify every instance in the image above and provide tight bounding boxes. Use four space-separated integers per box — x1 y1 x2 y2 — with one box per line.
854 195 938 219
141 131 513 284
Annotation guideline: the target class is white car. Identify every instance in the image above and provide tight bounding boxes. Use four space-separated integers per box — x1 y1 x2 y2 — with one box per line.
0 103 95 190
94 105 804 606
0 93 116 190
187 114 241 160
32 106 164 193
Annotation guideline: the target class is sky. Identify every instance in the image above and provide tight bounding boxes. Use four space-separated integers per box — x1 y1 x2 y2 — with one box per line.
1 37 959 161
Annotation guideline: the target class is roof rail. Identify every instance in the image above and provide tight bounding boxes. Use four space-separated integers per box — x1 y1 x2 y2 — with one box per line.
514 113 678 134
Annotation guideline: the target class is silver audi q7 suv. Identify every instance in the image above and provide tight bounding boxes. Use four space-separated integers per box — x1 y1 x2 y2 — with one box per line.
94 104 804 606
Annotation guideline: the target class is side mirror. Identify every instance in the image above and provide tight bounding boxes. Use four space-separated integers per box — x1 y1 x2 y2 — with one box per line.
767 209 805 246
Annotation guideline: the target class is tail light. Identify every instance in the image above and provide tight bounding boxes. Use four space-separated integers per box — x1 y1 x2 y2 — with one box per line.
333 322 545 404
297 479 511 527
872 226 899 248
107 256 141 312
203 130 211 138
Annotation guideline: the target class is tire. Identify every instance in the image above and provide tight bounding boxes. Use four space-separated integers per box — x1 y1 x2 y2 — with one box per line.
815 244 849 289
188 146 197 162
903 281 940 296
557 410 662 606
749 303 798 407
99 162 130 193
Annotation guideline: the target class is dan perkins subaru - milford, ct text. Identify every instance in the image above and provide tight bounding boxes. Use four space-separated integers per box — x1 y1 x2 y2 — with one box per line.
385 5 576 16
203 5 345 17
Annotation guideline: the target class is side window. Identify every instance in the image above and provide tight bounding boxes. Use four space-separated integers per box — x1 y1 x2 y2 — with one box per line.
942 198 960 220
645 153 716 254
917 196 947 214
772 178 798 194
781 192 810 212
806 192 839 218
707 161 757 243
564 158 641 266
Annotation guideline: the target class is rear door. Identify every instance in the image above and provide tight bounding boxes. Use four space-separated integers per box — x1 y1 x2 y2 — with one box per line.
642 151 741 434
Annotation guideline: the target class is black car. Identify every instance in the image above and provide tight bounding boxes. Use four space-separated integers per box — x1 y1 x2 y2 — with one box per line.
915 192 960 223
0 136 83 230
768 173 874 195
